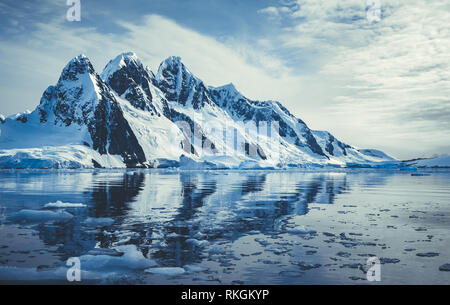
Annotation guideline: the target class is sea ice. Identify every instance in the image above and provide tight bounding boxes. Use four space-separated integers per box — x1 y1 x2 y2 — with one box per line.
286 226 317 235
87 248 124 257
185 238 209 247
80 245 157 271
145 267 186 276
184 265 208 273
44 201 86 208
83 217 114 227
7 209 73 223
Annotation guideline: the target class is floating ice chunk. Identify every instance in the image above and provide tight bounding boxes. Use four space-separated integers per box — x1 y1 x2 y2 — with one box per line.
7 209 73 223
266 247 288 255
192 276 211 281
83 217 114 227
208 245 227 255
44 201 86 208
115 236 132 246
166 232 180 238
145 267 185 276
0 265 93 282
87 248 124 257
193 232 206 239
80 245 156 271
186 238 209 247
255 238 270 246
150 231 164 239
184 265 208 273
286 226 317 235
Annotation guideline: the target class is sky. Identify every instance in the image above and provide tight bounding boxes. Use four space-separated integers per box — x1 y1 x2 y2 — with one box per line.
0 0 449 160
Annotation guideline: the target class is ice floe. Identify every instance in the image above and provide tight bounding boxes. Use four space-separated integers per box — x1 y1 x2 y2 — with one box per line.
83 217 114 227
44 201 86 208
80 245 157 271
183 265 208 273
145 267 186 276
7 209 73 223
185 238 209 247
286 226 317 235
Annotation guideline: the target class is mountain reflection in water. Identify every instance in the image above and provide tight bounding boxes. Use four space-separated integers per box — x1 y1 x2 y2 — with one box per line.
1 170 448 284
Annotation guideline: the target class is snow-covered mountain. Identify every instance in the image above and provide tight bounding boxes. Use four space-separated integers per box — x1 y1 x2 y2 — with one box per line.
0 52 396 169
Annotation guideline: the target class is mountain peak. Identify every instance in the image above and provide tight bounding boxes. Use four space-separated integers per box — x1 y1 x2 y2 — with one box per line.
213 83 240 94
156 56 212 109
59 54 95 82
156 56 187 77
222 82 236 90
101 52 159 112
67 54 91 67
101 52 143 81
163 56 182 65
115 51 140 65
122 51 137 58
209 83 244 108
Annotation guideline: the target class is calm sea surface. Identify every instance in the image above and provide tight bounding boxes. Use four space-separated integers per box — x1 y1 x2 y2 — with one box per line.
0 169 449 284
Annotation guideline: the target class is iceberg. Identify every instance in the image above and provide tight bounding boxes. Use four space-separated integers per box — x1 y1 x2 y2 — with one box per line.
7 209 73 223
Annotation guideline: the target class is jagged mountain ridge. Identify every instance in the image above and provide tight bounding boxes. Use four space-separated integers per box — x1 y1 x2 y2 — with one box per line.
34 55 146 167
0 52 395 169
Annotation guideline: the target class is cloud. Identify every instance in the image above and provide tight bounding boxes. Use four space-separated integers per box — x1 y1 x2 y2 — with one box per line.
257 6 281 18
257 6 293 22
257 0 450 159
0 13 307 123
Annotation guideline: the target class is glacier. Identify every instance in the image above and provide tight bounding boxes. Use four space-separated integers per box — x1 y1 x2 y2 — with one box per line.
0 52 398 169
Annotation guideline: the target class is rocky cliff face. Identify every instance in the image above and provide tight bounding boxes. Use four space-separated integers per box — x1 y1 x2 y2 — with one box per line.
32 55 146 167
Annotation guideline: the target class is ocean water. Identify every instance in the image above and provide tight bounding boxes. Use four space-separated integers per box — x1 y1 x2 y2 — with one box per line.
0 169 449 284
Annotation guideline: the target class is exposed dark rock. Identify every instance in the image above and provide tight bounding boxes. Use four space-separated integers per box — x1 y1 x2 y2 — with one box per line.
210 85 326 157
103 53 159 114
16 115 27 123
156 56 214 110
38 54 147 167
92 159 102 168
